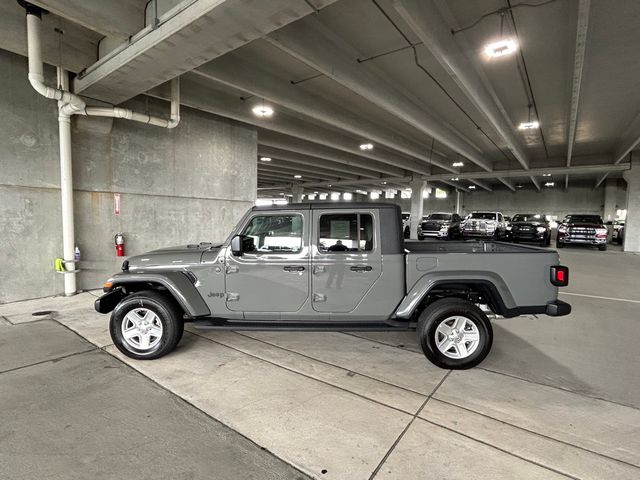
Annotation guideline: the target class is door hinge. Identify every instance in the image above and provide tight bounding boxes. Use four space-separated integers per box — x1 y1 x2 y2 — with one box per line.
226 292 240 302
312 293 327 303
226 265 239 274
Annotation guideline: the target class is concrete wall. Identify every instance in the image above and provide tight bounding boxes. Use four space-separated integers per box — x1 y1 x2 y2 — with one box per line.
0 49 256 303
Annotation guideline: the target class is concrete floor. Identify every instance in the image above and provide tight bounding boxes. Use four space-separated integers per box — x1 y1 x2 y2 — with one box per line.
1 245 639 479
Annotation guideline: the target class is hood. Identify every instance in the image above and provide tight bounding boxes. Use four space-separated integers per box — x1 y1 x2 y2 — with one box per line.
565 222 604 228
422 219 450 226
127 243 221 270
513 221 546 227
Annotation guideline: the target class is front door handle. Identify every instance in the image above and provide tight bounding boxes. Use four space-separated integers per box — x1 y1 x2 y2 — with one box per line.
283 265 305 272
350 265 373 272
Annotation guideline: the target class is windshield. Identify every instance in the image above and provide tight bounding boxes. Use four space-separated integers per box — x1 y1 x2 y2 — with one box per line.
563 215 603 224
469 212 496 220
426 213 452 221
512 214 544 222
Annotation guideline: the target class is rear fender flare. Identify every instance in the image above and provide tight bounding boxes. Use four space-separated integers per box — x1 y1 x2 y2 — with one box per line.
394 271 515 319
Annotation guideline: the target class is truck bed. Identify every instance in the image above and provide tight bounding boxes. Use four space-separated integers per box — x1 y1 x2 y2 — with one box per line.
403 240 560 314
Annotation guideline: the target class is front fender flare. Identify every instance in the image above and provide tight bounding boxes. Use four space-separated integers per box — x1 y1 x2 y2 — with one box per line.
103 271 210 317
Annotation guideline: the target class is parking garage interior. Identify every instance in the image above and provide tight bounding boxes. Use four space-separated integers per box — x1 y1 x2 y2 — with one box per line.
1 0 639 479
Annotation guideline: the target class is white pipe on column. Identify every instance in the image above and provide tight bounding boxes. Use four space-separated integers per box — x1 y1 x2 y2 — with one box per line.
57 70 77 296
23 5 182 296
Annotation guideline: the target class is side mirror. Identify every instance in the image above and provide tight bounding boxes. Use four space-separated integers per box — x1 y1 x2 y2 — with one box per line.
230 235 243 256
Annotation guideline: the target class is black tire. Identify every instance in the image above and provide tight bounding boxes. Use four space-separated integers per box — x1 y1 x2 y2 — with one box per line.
513 238 520 243
539 235 548 247
418 235 424 241
556 240 564 248
417 298 493 370
110 290 184 360
598 244 607 251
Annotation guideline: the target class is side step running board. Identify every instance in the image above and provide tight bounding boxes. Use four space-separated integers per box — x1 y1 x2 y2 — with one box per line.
192 318 413 332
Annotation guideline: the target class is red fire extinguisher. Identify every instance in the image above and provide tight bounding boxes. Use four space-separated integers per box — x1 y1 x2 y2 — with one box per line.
115 233 125 257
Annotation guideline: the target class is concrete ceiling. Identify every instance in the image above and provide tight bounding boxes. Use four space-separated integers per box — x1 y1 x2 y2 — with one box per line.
1 0 638 196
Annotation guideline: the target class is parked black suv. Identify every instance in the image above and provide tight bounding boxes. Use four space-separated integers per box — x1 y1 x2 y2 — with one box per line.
418 212 462 240
557 214 608 250
510 213 551 246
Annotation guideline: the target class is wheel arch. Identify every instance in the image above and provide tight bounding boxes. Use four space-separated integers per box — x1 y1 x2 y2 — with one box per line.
102 272 210 318
394 273 517 319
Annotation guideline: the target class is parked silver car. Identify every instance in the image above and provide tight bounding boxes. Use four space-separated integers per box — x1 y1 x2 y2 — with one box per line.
461 212 508 240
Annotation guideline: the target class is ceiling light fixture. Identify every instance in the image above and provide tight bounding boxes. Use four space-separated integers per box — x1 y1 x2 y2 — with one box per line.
330 192 340 201
260 157 271 162
468 185 476 190
516 184 524 189
545 182 555 187
381 181 387 185
252 105 274 118
452 161 464 167
451 177 459 181
484 38 518 58
294 175 302 179
343 192 353 201
542 173 551 177
518 121 540 130
359 143 374 151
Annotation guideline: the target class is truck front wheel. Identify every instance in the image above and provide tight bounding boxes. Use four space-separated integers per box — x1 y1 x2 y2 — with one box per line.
417 298 493 369
110 290 184 360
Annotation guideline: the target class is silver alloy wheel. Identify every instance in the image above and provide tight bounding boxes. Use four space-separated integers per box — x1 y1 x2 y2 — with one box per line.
434 315 481 359
121 308 163 351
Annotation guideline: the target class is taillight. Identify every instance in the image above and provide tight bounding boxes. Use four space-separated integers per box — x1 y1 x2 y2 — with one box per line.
550 265 569 286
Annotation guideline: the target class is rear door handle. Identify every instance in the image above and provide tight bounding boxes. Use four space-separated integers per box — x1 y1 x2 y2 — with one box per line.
283 265 305 272
350 265 372 272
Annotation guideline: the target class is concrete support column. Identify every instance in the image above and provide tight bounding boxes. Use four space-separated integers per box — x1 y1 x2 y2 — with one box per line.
291 185 304 203
409 179 427 239
622 158 640 252
455 190 462 215
603 178 617 223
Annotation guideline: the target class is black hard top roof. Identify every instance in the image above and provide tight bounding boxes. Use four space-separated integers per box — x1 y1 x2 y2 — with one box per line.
252 202 400 212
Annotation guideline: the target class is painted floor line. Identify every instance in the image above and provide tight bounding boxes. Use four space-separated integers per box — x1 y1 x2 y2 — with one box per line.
560 291 640 304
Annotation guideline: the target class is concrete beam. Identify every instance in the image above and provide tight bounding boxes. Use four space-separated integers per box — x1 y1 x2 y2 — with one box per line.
566 0 591 168
595 113 640 187
530 176 542 191
74 0 337 104
266 16 493 171
149 75 432 176
29 0 145 40
438 180 470 192
195 54 456 172
259 133 405 177
394 0 529 170
468 179 492 192
0 1 99 73
258 166 334 182
261 157 358 180
429 163 629 182
498 177 517 191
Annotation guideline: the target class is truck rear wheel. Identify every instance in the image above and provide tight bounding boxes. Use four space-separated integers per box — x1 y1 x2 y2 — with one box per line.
417 298 493 369
110 290 184 360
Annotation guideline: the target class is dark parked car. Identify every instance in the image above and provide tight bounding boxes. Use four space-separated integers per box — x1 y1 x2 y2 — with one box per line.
557 214 608 250
612 220 625 245
510 213 551 246
418 212 462 240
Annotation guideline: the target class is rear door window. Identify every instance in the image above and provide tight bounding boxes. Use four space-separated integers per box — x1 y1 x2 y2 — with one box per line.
318 213 374 253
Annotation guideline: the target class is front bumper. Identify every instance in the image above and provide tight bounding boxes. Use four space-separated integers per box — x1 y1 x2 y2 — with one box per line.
462 231 494 238
94 287 125 314
559 235 606 245
418 230 448 238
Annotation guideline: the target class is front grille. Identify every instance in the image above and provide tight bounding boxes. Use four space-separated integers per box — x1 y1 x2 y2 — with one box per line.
569 227 596 235
422 222 441 232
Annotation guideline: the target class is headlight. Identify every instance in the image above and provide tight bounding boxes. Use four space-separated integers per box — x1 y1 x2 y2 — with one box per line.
536 226 546 233
440 225 448 231
558 225 567 233
506 225 512 231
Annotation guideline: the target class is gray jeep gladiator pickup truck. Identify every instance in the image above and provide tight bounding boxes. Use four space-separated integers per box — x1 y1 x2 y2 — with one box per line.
95 203 570 369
